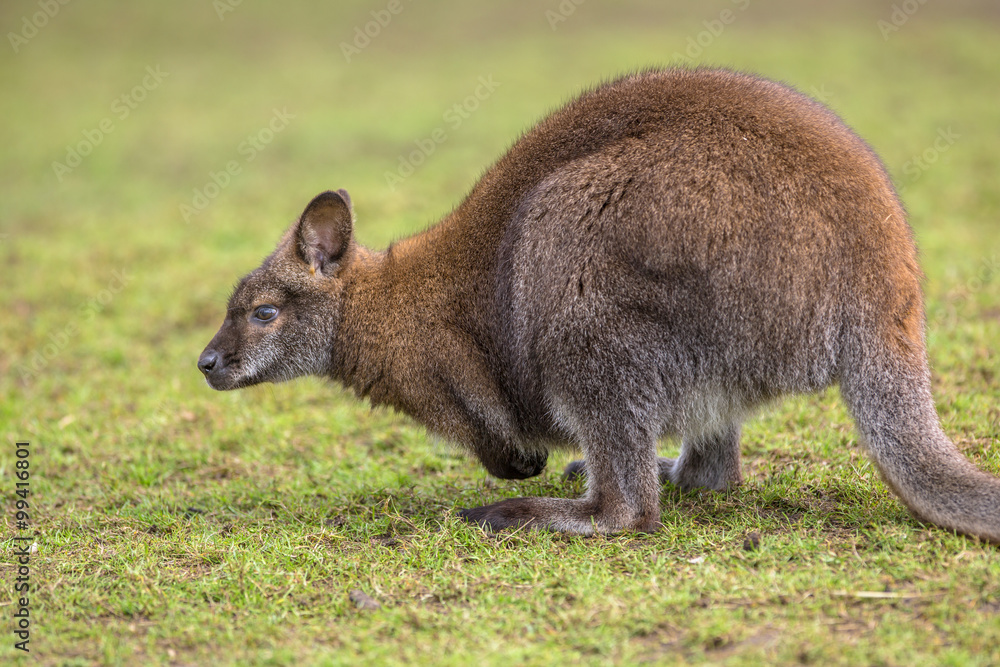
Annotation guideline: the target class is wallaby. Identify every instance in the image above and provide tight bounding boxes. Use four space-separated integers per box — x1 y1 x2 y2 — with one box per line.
198 67 1000 541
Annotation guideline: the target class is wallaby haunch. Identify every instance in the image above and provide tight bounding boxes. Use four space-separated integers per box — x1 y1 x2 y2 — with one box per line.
199 68 1000 541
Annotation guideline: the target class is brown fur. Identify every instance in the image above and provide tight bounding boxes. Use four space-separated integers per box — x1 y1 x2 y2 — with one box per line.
199 68 1000 541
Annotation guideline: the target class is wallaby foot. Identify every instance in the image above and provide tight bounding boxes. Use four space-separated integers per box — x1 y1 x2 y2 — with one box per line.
459 495 662 535
561 459 587 481
465 416 663 534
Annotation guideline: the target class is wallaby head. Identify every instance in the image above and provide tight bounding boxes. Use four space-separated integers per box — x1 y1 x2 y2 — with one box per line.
198 190 357 391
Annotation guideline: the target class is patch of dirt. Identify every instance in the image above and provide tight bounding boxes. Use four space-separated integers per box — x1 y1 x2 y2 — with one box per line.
371 533 401 548
348 588 381 611
706 627 782 661
630 622 684 663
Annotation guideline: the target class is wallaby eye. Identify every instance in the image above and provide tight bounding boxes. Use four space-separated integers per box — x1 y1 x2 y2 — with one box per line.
252 305 278 323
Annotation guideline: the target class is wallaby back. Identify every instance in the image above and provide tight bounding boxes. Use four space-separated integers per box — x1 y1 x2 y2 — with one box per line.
199 67 1000 542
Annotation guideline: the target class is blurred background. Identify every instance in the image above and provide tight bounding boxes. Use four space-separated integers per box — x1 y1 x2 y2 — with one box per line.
4 0 1000 531
3 0 999 506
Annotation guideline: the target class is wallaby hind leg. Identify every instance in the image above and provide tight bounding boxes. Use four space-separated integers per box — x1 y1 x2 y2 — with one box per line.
461 419 662 535
669 423 743 491
563 456 678 484
562 423 742 492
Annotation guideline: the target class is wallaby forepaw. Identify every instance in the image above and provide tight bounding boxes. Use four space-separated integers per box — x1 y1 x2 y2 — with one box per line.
514 449 548 479
485 448 548 480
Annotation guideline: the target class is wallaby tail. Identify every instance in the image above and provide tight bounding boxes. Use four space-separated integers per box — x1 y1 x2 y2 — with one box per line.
840 338 1000 544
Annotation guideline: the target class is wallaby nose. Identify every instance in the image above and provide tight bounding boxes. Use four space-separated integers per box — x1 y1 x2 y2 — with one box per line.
198 349 219 376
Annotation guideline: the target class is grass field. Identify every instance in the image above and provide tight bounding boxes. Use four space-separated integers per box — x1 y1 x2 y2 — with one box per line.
2 1 999 664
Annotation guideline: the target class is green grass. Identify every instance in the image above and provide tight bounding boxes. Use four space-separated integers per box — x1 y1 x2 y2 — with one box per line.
2 1 999 664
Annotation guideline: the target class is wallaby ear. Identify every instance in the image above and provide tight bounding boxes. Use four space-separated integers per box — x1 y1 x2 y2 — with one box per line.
297 189 354 276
